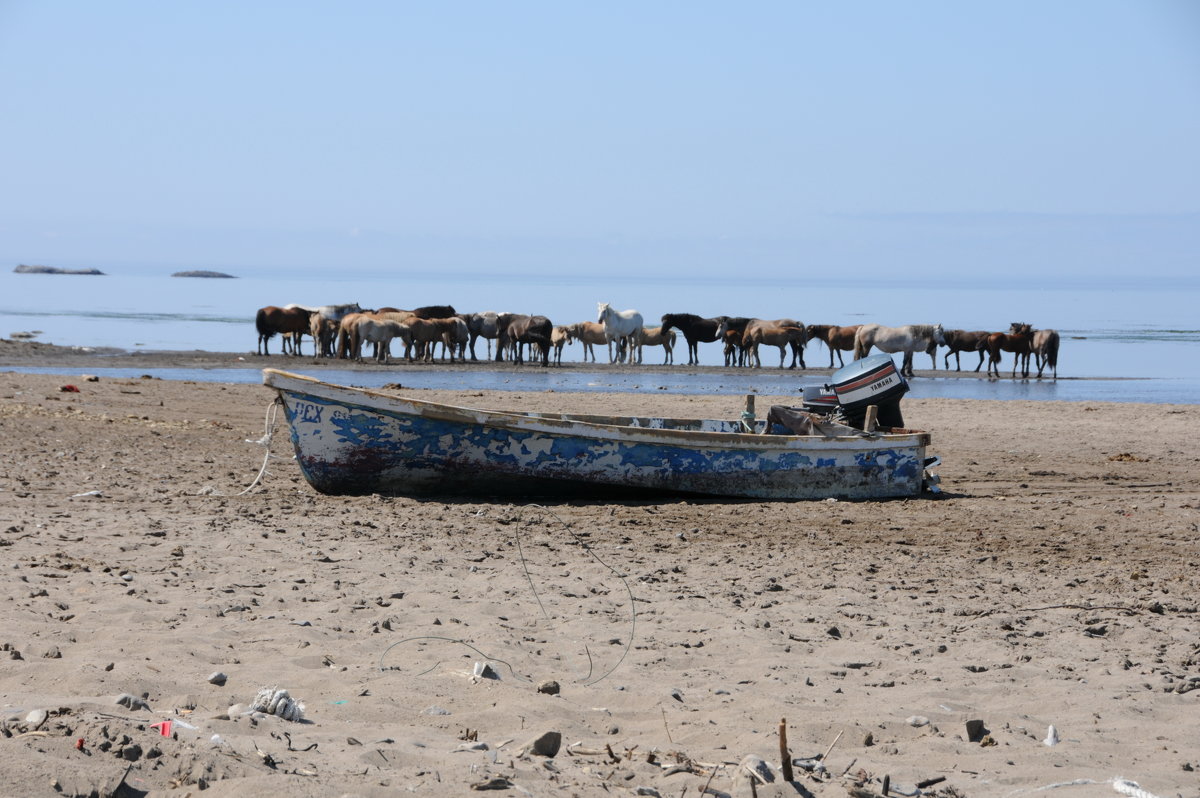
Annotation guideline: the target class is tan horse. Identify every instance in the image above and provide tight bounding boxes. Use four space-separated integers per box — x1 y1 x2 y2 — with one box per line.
566 322 611 362
743 321 807 369
354 317 409 364
742 319 806 369
632 326 677 365
551 326 570 365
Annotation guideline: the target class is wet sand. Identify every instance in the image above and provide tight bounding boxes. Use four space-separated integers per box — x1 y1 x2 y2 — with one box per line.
0 343 1197 797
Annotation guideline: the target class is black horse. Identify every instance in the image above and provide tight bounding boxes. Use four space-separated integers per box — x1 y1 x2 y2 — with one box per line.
660 313 728 366
497 314 552 366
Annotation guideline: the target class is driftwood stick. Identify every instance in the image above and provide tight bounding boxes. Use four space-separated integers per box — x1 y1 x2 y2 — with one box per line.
661 707 673 744
863 405 879 433
821 730 844 762
779 718 794 782
699 764 724 797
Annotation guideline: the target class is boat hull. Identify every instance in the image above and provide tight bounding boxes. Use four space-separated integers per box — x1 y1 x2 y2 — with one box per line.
263 370 931 500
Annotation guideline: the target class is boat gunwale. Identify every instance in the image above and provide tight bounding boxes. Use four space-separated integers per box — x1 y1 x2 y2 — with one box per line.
264 369 931 451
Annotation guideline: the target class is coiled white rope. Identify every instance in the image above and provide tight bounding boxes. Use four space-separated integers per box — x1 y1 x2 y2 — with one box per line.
239 398 282 495
249 686 304 722
1112 780 1163 798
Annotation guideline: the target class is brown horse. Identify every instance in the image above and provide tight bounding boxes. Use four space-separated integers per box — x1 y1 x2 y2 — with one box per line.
719 317 753 367
255 305 313 356
941 329 990 372
1033 328 1060 378
742 319 807 369
982 322 1034 378
805 324 860 368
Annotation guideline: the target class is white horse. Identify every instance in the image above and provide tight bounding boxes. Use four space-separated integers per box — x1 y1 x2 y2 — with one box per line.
597 303 644 364
852 323 946 377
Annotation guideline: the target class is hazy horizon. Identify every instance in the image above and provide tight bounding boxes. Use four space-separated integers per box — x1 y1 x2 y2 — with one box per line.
3 2 1197 283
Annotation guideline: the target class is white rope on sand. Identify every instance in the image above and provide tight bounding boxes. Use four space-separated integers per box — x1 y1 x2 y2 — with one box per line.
1112 780 1164 798
1005 778 1164 798
239 398 282 495
249 686 304 722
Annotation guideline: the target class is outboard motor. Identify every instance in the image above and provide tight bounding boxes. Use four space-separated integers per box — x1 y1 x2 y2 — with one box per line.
827 354 909 430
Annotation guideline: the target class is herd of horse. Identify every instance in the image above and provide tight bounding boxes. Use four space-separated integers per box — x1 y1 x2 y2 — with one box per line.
254 303 1060 378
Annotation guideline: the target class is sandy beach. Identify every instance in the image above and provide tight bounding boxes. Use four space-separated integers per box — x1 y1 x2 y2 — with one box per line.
0 345 1197 797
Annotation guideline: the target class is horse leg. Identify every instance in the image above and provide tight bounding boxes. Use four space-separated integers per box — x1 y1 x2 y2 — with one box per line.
901 351 914 377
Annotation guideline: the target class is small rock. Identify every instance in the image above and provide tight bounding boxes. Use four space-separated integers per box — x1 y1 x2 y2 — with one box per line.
670 688 684 702
536 680 560 695
607 725 620 735
738 754 776 784
454 741 489 752
25 709 48 729
1043 725 1059 746
470 777 513 791
120 743 143 761
207 671 228 686
42 646 61 659
472 661 499 680
965 719 987 742
104 662 114 671
906 715 930 727
863 732 874 747
525 731 562 757
115 693 150 711
634 787 662 797
422 706 451 716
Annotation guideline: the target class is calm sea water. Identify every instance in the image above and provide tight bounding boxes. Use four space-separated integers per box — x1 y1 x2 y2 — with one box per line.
2 266 1197 403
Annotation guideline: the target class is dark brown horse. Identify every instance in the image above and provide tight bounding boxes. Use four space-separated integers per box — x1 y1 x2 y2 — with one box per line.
719 317 753 367
805 324 861 368
982 322 1034 378
497 314 552 366
255 305 313 356
941 329 990 372
660 313 728 365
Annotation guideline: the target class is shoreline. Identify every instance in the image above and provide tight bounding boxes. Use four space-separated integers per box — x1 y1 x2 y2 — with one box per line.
0 338 1137 382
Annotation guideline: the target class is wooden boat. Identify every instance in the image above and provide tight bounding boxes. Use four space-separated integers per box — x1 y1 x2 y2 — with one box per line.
263 369 935 500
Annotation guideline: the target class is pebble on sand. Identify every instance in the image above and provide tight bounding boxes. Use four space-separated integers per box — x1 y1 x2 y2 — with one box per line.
115 693 150 711
207 671 228 686
523 731 562 757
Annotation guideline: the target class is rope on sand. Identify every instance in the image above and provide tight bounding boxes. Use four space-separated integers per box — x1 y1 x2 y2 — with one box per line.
249 686 304 722
239 398 282 495
523 504 636 686
1112 780 1163 798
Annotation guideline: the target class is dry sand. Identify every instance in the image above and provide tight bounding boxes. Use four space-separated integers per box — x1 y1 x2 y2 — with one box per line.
0 347 1198 798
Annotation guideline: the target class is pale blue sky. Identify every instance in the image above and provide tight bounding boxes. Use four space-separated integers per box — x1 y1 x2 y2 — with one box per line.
2 1 1197 279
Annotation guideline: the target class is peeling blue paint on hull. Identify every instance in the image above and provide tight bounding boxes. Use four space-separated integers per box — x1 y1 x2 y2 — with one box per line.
263 369 932 500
